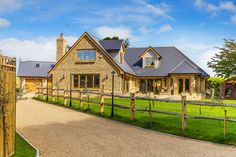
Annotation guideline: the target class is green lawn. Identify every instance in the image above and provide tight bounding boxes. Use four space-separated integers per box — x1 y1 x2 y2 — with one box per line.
12 133 36 157
34 95 236 146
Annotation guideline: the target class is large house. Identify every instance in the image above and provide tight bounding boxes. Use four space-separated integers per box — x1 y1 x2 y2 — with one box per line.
49 32 209 100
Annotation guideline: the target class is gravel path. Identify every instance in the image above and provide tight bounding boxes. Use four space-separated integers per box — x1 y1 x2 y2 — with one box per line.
16 99 236 157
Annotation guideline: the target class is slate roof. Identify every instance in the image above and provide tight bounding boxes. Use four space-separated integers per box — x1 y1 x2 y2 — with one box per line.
17 61 55 77
124 47 209 77
169 59 201 74
99 40 123 50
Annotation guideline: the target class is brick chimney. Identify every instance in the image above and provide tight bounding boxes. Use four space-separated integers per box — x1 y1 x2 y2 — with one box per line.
56 33 68 62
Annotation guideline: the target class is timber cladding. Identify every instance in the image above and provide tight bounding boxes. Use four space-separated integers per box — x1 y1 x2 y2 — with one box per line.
51 36 122 94
0 55 16 157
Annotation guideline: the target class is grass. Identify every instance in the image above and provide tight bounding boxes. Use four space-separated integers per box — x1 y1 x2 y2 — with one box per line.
12 133 36 157
34 95 236 146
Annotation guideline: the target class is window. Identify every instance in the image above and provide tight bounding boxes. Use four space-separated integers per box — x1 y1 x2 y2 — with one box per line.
80 74 86 88
225 83 232 97
140 80 146 94
87 74 93 88
77 50 96 61
178 79 183 93
73 75 78 88
185 79 190 92
145 57 154 67
94 74 100 88
90 50 95 60
78 51 83 61
36 64 40 68
73 74 100 89
84 50 89 61
147 79 153 92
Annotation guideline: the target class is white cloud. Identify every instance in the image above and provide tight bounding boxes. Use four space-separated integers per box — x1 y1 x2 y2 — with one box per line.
231 15 236 23
94 26 132 39
199 48 219 76
135 0 174 20
139 26 151 34
158 24 173 33
0 18 10 28
194 0 236 14
0 35 77 62
219 1 236 12
0 0 21 14
195 0 205 8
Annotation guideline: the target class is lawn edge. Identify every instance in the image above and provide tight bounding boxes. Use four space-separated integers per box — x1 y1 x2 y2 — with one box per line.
32 98 236 148
16 130 40 157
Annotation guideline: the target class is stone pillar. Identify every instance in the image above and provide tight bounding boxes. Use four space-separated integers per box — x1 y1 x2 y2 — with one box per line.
183 79 186 93
166 77 171 95
161 78 165 93
197 77 201 94
201 78 206 96
190 76 196 94
173 76 178 95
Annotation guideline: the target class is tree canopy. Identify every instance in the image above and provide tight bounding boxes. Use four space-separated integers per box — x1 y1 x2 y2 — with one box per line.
103 36 130 48
207 39 236 78
103 36 119 40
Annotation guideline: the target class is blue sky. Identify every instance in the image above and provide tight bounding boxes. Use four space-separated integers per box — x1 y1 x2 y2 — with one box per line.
0 0 236 76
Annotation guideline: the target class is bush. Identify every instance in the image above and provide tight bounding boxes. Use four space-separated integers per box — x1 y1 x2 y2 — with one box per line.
206 77 225 90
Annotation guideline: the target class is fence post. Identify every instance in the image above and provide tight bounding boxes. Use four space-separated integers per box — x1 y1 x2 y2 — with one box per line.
52 89 56 102
100 85 104 113
224 109 227 138
35 87 38 97
130 92 135 121
80 90 83 109
43 87 46 101
181 95 187 130
64 87 68 106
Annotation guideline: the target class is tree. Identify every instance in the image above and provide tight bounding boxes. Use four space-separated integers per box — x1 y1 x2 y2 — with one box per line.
103 36 119 40
124 38 130 48
207 39 236 78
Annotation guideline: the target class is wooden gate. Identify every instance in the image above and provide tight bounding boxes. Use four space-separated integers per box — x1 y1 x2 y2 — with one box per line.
0 54 16 157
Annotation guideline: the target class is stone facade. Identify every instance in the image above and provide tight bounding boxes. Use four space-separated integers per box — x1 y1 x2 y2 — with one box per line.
51 35 122 94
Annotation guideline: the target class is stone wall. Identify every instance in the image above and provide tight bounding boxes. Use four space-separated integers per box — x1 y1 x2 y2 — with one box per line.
52 36 122 94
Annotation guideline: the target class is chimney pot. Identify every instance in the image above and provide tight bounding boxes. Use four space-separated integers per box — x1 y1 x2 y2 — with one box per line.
60 33 64 38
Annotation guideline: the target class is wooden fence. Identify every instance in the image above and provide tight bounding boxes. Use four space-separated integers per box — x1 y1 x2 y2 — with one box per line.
0 55 16 157
36 86 236 138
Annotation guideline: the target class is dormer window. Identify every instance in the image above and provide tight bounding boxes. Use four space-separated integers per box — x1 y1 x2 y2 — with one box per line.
145 57 155 67
139 46 161 69
36 64 40 68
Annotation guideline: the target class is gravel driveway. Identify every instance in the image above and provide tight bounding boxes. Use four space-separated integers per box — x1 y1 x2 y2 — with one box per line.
16 99 236 157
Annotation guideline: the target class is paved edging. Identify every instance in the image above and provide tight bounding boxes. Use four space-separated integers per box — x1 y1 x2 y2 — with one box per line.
16 130 40 157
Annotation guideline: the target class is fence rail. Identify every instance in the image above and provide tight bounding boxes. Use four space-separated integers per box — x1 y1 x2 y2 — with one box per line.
36 87 236 138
